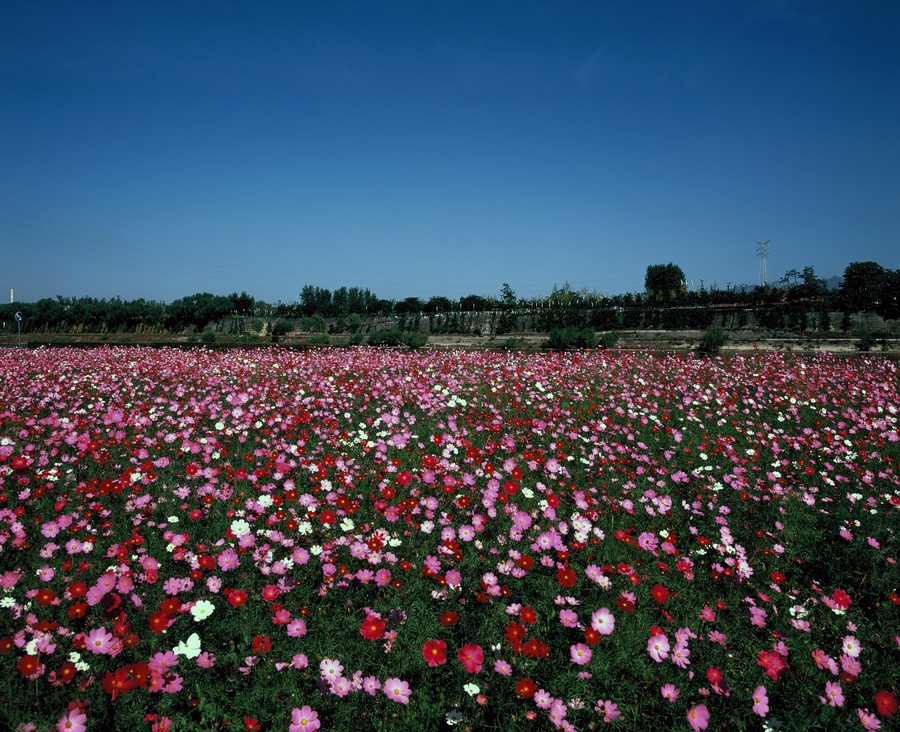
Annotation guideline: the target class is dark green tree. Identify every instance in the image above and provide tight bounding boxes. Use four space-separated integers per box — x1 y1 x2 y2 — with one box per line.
838 262 886 314
645 264 687 303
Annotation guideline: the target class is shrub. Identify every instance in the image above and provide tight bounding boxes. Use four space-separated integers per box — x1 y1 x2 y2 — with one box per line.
545 326 597 350
403 331 428 350
200 329 216 343
308 333 330 346
600 331 620 349
348 332 364 346
247 318 264 333
699 324 728 353
271 320 294 336
367 329 428 348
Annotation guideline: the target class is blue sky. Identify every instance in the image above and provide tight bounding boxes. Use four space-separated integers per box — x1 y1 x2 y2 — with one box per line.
2 1 898 304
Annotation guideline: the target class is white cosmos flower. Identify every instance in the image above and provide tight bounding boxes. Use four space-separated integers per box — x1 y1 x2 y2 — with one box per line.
190 600 215 622
463 683 480 696
174 633 202 659
230 519 251 537
340 518 355 532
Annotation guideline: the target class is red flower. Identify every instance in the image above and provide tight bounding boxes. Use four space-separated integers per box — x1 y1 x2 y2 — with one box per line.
516 678 538 699
557 567 577 588
520 606 537 625
422 639 447 667
832 589 852 610
505 622 527 651
227 590 248 608
57 661 77 684
584 627 601 646
244 718 261 731
706 667 723 685
457 643 484 673
757 650 789 680
101 667 138 700
770 572 786 584
875 689 897 719
147 610 171 634
651 584 670 604
252 635 271 654
439 611 459 626
360 615 386 640
17 654 40 677
319 510 336 525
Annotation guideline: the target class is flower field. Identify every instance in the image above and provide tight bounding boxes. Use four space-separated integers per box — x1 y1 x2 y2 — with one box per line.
1 347 898 732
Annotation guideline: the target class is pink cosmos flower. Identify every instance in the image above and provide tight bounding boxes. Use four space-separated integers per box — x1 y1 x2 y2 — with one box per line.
148 651 179 675
287 618 307 638
595 700 620 723
647 634 670 663
86 628 115 655
661 684 680 702
363 676 381 695
56 709 87 732
590 607 615 635
857 708 881 730
687 704 709 731
823 681 844 707
559 609 579 628
671 642 691 669
752 686 768 717
384 677 411 704
841 635 862 658
535 690 553 709
570 643 592 666
699 606 716 622
290 706 320 732
196 652 216 668
494 659 512 676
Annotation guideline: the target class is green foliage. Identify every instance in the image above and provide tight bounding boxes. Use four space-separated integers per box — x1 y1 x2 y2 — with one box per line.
699 324 728 352
200 329 216 343
247 318 264 333
368 329 428 348
544 326 597 350
308 333 331 346
346 313 362 333
271 320 294 336
645 263 687 303
348 332 364 346
600 330 620 349
839 261 886 314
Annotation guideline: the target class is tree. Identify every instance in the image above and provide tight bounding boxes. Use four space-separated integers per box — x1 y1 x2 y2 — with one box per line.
500 283 517 308
838 262 886 314
645 264 687 303
228 291 255 315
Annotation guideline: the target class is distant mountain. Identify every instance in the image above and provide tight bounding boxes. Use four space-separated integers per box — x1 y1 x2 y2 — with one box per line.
825 276 842 291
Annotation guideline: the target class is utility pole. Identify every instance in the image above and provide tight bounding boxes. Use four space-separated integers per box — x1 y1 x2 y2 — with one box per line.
757 240 771 286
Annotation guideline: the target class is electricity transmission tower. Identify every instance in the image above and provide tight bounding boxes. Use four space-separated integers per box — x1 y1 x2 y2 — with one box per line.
756 240 771 286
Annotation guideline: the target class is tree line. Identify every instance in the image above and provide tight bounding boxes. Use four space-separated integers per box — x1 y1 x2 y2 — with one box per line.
2 261 898 335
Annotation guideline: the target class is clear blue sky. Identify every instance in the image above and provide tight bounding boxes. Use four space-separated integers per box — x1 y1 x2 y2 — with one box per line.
2 1 898 305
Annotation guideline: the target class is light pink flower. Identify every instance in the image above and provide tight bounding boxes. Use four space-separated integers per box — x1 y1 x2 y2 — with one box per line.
841 635 862 658
858 708 881 730
590 607 615 635
661 684 680 702
752 686 768 717
290 706 320 732
824 681 844 707
86 628 115 655
570 643 592 666
647 634 670 663
56 709 87 732
384 677 411 704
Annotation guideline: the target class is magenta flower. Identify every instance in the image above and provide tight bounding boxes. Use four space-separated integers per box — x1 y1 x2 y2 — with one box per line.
363 676 381 695
857 708 881 730
752 686 769 717
660 684 680 702
594 700 621 723
686 704 709 731
824 681 844 707
290 706 321 732
494 659 512 676
384 677 411 704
